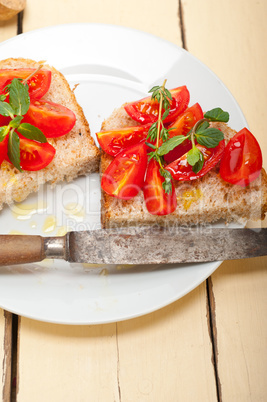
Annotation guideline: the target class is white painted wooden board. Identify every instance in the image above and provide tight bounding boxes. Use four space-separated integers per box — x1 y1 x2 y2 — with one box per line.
22 0 182 45
0 309 6 400
0 17 18 42
184 0 267 400
0 310 12 402
16 286 217 402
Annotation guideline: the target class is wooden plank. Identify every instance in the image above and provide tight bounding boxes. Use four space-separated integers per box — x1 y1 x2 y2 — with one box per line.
16 286 217 402
182 0 267 165
0 310 12 402
23 0 182 44
0 16 18 42
210 258 267 401
16 320 120 402
183 0 267 400
116 285 217 402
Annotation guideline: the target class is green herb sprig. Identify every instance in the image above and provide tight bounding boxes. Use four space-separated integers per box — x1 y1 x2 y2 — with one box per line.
157 107 229 174
145 81 230 192
0 67 47 172
145 80 174 194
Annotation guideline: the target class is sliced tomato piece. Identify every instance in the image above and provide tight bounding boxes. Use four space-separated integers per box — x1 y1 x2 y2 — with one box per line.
0 135 8 166
23 100 76 138
0 114 11 127
165 141 225 181
164 103 204 163
143 158 177 215
101 142 147 200
18 137 56 171
97 124 150 156
0 68 51 99
219 128 262 187
168 103 203 137
124 86 190 124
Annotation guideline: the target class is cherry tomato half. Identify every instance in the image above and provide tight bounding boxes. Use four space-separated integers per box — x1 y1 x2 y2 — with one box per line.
97 124 151 156
0 114 10 127
101 142 147 200
165 140 225 181
0 68 51 99
19 137 56 171
143 158 177 215
219 128 262 187
23 100 76 138
164 103 204 163
0 135 8 166
124 86 190 125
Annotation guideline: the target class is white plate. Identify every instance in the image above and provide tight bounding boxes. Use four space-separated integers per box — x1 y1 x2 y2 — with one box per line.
0 24 247 325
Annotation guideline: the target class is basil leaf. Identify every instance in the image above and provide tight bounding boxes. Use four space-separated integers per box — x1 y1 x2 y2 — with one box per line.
192 152 204 174
0 101 14 117
9 116 23 128
204 107 229 123
0 94 7 101
195 128 224 148
157 135 188 156
17 123 47 143
187 146 201 166
196 120 209 132
9 79 30 116
8 131 21 172
0 126 9 142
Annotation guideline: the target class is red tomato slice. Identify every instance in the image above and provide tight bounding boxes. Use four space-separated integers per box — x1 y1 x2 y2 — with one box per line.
101 142 147 200
219 128 262 187
124 86 190 124
168 103 203 137
164 103 204 163
0 135 8 166
19 137 56 171
23 100 76 138
0 114 11 127
0 68 51 99
97 124 150 156
143 158 177 215
165 141 225 181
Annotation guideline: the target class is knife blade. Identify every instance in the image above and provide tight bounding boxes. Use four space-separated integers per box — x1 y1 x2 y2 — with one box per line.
0 227 266 266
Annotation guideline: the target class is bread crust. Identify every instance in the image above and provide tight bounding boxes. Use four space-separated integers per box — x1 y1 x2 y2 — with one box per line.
100 107 267 228
0 58 100 209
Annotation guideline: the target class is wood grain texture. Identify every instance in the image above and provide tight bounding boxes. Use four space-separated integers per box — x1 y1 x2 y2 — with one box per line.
116 285 217 402
0 310 12 402
182 0 267 168
16 320 120 401
23 0 182 45
183 0 267 400
211 258 267 401
16 286 217 402
0 15 17 41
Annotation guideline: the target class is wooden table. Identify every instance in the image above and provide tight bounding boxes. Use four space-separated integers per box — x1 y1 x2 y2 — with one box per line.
0 0 266 401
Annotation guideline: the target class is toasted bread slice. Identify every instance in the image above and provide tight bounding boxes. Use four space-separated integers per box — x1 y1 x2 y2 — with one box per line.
100 107 267 228
0 58 100 209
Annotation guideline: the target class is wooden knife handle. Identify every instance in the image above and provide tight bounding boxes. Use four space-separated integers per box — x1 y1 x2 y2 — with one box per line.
0 235 45 266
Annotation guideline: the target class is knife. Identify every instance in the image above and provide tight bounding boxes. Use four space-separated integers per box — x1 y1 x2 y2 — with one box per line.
0 226 266 266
